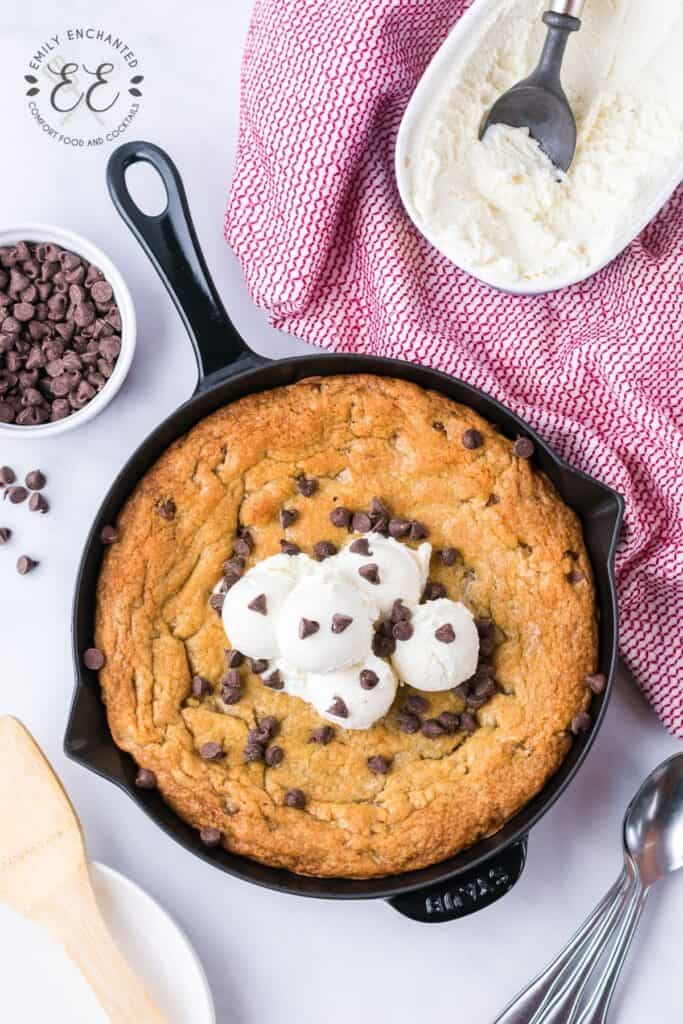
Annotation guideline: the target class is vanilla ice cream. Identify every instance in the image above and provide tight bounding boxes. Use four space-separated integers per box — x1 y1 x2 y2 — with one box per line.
308 656 398 730
336 535 431 614
408 0 683 289
392 598 480 692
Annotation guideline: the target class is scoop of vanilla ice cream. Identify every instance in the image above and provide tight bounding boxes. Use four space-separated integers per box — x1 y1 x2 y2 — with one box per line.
392 598 479 691
222 553 316 658
336 535 431 614
308 655 398 730
275 573 376 673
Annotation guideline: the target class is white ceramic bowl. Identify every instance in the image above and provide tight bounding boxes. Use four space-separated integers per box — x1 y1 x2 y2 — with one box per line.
0 223 135 438
395 0 683 295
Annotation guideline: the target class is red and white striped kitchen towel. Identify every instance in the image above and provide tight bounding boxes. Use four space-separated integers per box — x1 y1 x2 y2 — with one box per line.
225 0 683 736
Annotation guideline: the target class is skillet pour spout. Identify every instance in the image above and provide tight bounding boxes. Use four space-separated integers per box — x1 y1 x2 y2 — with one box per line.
65 141 623 922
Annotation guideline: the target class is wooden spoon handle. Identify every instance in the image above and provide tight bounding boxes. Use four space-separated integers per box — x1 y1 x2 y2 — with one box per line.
36 862 167 1023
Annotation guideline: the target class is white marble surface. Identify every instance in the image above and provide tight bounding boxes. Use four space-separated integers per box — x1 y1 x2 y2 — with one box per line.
1 1 681 1021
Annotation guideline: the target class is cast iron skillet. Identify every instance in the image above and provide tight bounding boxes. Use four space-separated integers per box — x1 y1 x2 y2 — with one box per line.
65 141 623 923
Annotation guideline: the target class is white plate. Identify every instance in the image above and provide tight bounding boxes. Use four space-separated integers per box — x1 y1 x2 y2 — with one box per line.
0 861 215 1024
395 0 683 295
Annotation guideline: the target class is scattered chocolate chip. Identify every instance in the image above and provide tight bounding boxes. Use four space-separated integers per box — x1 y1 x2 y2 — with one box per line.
226 649 244 668
462 428 484 450
249 658 269 674
435 623 455 644
358 562 380 584
248 593 268 615
460 711 478 733
233 530 254 557
330 506 352 528
222 669 242 691
199 827 222 847
331 613 353 634
25 469 46 490
280 539 301 555
209 593 225 614
0 466 15 486
486 494 500 507
158 499 176 520
0 527 10 544
221 684 242 705
199 741 224 760
134 767 157 789
223 556 245 578
566 570 586 584
351 511 372 533
314 540 337 561
100 524 118 544
296 476 317 497
388 517 411 539
409 520 429 541
372 632 396 657
244 742 265 762
28 492 48 513
397 711 421 734
585 673 607 694
571 711 591 735
192 675 212 698
422 718 446 738
349 537 372 556
265 745 284 767
422 581 447 602
284 788 306 809
514 437 535 459
279 507 298 528
83 647 105 670
299 617 320 639
310 725 335 744
367 755 390 775
327 696 349 718
377 619 394 638
6 486 27 504
439 548 458 566
438 711 461 734
432 421 446 433
390 599 412 623
369 496 387 518
360 668 379 690
404 695 429 715
393 620 414 641
263 670 284 690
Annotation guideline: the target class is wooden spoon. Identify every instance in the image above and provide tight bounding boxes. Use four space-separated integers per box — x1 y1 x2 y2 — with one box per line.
0 716 167 1022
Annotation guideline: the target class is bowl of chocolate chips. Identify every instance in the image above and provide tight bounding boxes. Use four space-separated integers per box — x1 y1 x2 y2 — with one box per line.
0 225 135 436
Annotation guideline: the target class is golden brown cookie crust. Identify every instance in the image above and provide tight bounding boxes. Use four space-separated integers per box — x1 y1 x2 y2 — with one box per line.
96 375 596 878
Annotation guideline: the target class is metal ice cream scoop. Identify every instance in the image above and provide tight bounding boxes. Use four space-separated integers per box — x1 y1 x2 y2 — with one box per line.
480 0 586 172
494 752 683 1023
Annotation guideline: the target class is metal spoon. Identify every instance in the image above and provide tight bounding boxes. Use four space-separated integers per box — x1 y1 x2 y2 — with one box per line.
480 0 585 172
495 753 683 1023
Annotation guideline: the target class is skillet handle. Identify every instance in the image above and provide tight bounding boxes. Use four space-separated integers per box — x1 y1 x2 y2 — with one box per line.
106 141 261 389
387 837 527 923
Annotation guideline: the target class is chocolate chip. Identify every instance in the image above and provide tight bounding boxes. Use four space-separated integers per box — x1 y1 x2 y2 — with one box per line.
244 742 265 762
390 599 412 623
134 768 157 789
358 562 380 584
6 486 27 504
233 530 254 557
100 524 119 544
91 280 114 305
296 476 317 497
393 620 414 641
409 520 429 541
372 632 396 657
462 428 484 450
435 623 455 643
571 711 591 735
0 466 15 485
299 617 320 639
280 539 301 555
280 507 298 528
83 647 105 670
422 581 447 602
585 673 606 694
284 788 306 809
223 556 245 578
158 499 176 520
438 711 460 734
331 613 353 633
310 725 334 744
397 711 421 734
388 517 411 538
404 695 429 715
199 742 224 760
221 684 242 705
349 537 371 556
248 593 267 615
209 593 225 614
0 527 11 544
249 658 269 674
192 675 212 698
367 755 390 775
514 437 535 459
486 494 500 507
226 648 244 668
432 421 446 432
566 570 585 584
314 540 337 561
351 511 372 533
327 696 349 718
221 669 241 691
28 492 48 514
422 718 446 738
265 745 284 767
263 670 284 690
360 668 379 690
460 712 478 733
16 555 38 575
439 548 458 566
330 506 352 528
199 827 222 847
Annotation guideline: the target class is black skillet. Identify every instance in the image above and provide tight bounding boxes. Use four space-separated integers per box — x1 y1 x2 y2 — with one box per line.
65 141 623 923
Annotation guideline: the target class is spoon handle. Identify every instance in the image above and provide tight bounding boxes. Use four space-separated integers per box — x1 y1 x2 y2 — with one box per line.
494 864 634 1024
549 0 585 16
